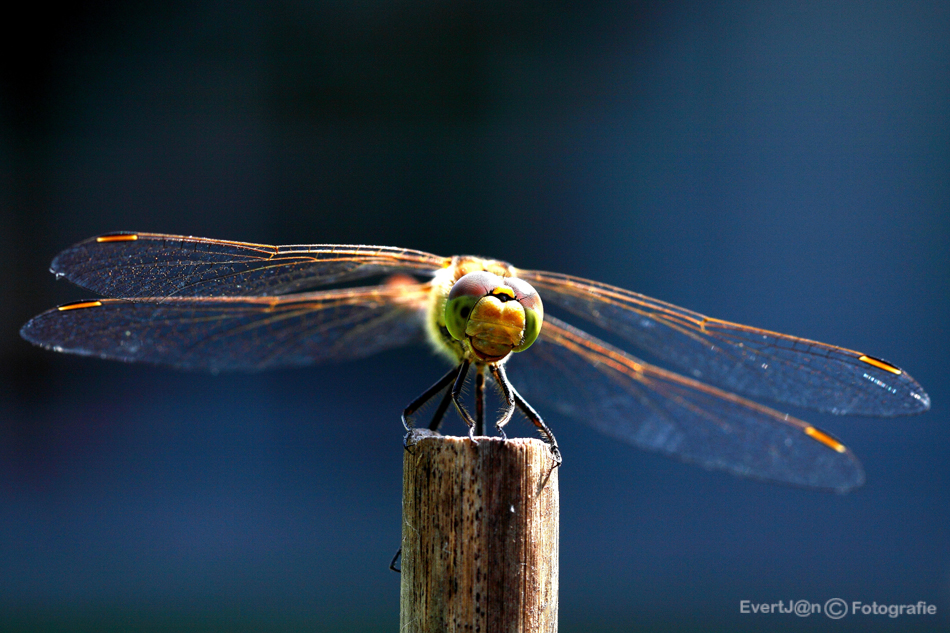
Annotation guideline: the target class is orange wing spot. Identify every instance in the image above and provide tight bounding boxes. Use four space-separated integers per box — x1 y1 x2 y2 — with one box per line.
492 286 515 299
804 426 847 453
858 354 902 375
96 234 139 243
58 300 103 311
383 273 418 289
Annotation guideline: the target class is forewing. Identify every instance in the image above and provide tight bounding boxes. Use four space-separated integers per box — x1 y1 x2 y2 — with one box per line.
518 270 929 417
51 233 449 300
21 282 432 371
505 316 865 492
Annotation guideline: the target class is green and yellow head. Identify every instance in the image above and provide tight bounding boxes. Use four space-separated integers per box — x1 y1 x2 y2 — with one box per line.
444 271 543 362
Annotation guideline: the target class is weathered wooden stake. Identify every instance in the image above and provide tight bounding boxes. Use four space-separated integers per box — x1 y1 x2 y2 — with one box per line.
400 435 559 632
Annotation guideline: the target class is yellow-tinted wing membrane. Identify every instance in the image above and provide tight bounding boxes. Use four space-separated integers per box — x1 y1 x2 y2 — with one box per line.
518 270 929 417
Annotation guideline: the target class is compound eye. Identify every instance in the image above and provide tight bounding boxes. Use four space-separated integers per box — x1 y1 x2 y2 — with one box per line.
508 279 543 352
511 305 541 352
444 271 502 341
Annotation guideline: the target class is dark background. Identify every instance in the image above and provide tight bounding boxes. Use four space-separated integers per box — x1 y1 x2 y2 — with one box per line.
2 1 947 631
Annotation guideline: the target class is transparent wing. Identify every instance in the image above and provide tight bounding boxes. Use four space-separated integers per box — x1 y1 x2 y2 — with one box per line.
50 232 450 300
506 316 865 492
20 281 432 371
517 270 929 417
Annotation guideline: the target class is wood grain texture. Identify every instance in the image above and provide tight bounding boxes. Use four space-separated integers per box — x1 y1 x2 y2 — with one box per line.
400 436 559 632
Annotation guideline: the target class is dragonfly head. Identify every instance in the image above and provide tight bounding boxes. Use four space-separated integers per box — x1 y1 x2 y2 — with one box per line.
444 271 543 362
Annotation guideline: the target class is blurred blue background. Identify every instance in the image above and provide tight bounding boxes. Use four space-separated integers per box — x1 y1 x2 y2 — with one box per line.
2 1 947 631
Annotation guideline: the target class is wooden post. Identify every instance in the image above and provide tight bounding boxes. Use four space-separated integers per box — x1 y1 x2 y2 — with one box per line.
400 435 559 632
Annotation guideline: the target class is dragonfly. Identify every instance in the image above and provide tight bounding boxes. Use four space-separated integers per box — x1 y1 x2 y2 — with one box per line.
21 232 930 492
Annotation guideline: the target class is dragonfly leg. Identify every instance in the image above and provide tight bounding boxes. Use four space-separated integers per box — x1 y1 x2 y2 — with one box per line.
474 365 485 437
427 381 455 432
450 359 480 441
509 377 562 466
488 364 517 440
402 364 462 432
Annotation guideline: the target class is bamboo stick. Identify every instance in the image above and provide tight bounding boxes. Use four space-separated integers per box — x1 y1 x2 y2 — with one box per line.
399 435 559 632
